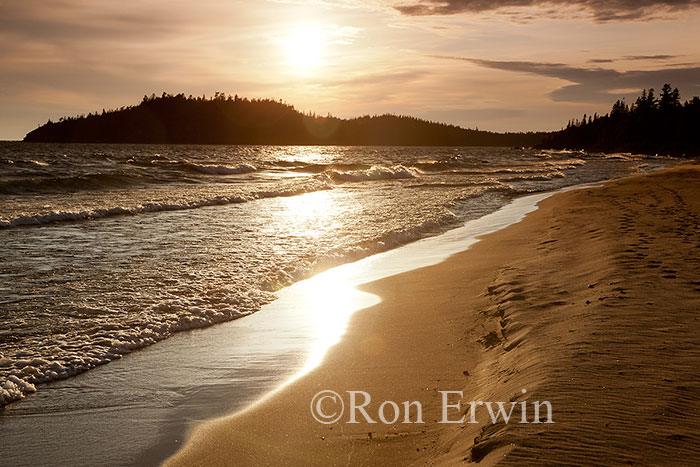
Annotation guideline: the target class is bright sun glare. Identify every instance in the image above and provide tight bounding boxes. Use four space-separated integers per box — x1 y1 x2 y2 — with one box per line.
284 26 324 70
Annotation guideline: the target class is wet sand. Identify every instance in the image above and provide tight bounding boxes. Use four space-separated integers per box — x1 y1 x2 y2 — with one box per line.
165 164 700 466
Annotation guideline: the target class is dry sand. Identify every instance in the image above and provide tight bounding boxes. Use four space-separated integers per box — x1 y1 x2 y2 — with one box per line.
164 164 700 466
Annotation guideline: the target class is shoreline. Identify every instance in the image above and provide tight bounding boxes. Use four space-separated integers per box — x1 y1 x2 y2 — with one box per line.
165 163 700 465
139 178 597 465
0 178 597 466
0 164 688 466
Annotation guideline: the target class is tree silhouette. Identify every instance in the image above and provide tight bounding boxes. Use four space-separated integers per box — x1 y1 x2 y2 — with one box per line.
540 84 699 157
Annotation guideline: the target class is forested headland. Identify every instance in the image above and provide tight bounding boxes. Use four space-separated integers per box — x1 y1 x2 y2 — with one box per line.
23 93 545 147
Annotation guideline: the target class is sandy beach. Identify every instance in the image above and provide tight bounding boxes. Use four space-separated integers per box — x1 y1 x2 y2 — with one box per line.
163 164 700 466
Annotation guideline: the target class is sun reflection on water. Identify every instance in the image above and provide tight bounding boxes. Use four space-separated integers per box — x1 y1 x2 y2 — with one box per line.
292 263 380 374
272 190 347 238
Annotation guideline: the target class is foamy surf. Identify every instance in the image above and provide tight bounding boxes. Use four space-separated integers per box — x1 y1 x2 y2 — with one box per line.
327 164 421 181
184 162 257 175
0 178 610 466
0 178 334 228
0 143 677 408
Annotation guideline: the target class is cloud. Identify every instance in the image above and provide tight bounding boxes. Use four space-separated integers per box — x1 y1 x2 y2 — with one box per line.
587 55 678 64
0 1 190 44
432 55 700 102
623 54 678 60
394 0 700 22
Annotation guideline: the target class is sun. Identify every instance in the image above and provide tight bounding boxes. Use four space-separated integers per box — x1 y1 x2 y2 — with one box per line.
283 26 324 70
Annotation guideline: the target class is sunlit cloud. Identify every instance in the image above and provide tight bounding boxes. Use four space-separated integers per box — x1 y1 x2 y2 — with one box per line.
624 54 679 61
394 0 700 22
433 55 700 102
587 55 679 64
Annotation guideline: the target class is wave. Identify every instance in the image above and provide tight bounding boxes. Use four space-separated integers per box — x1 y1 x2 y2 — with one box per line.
0 159 50 167
0 160 313 197
0 194 459 406
486 167 571 175
126 155 180 166
501 170 566 182
0 173 144 195
326 165 421 182
125 157 257 176
403 166 573 177
0 182 513 407
0 286 276 407
269 160 327 173
185 162 257 175
411 160 467 172
0 180 333 229
269 161 372 174
407 180 508 189
0 375 37 406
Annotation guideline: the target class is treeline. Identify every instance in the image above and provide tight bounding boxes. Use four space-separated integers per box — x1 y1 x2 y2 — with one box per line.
23 93 546 147
540 84 700 156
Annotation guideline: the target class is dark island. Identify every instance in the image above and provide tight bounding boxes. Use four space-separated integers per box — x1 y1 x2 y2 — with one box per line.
23 93 545 147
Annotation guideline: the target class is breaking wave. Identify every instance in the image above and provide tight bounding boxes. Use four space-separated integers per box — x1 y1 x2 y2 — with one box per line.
184 162 257 175
327 164 421 182
0 180 333 228
0 173 145 195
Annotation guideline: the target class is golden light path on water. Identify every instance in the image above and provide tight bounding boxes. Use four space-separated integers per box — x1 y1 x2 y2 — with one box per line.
258 183 599 393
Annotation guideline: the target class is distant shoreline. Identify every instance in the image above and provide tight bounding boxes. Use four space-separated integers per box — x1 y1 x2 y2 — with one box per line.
16 140 536 148
22 87 700 157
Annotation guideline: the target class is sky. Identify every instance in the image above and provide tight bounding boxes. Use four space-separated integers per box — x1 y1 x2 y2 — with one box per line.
1 0 700 139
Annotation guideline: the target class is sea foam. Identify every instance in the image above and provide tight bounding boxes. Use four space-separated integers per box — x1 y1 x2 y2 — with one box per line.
327 164 421 182
185 162 257 175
